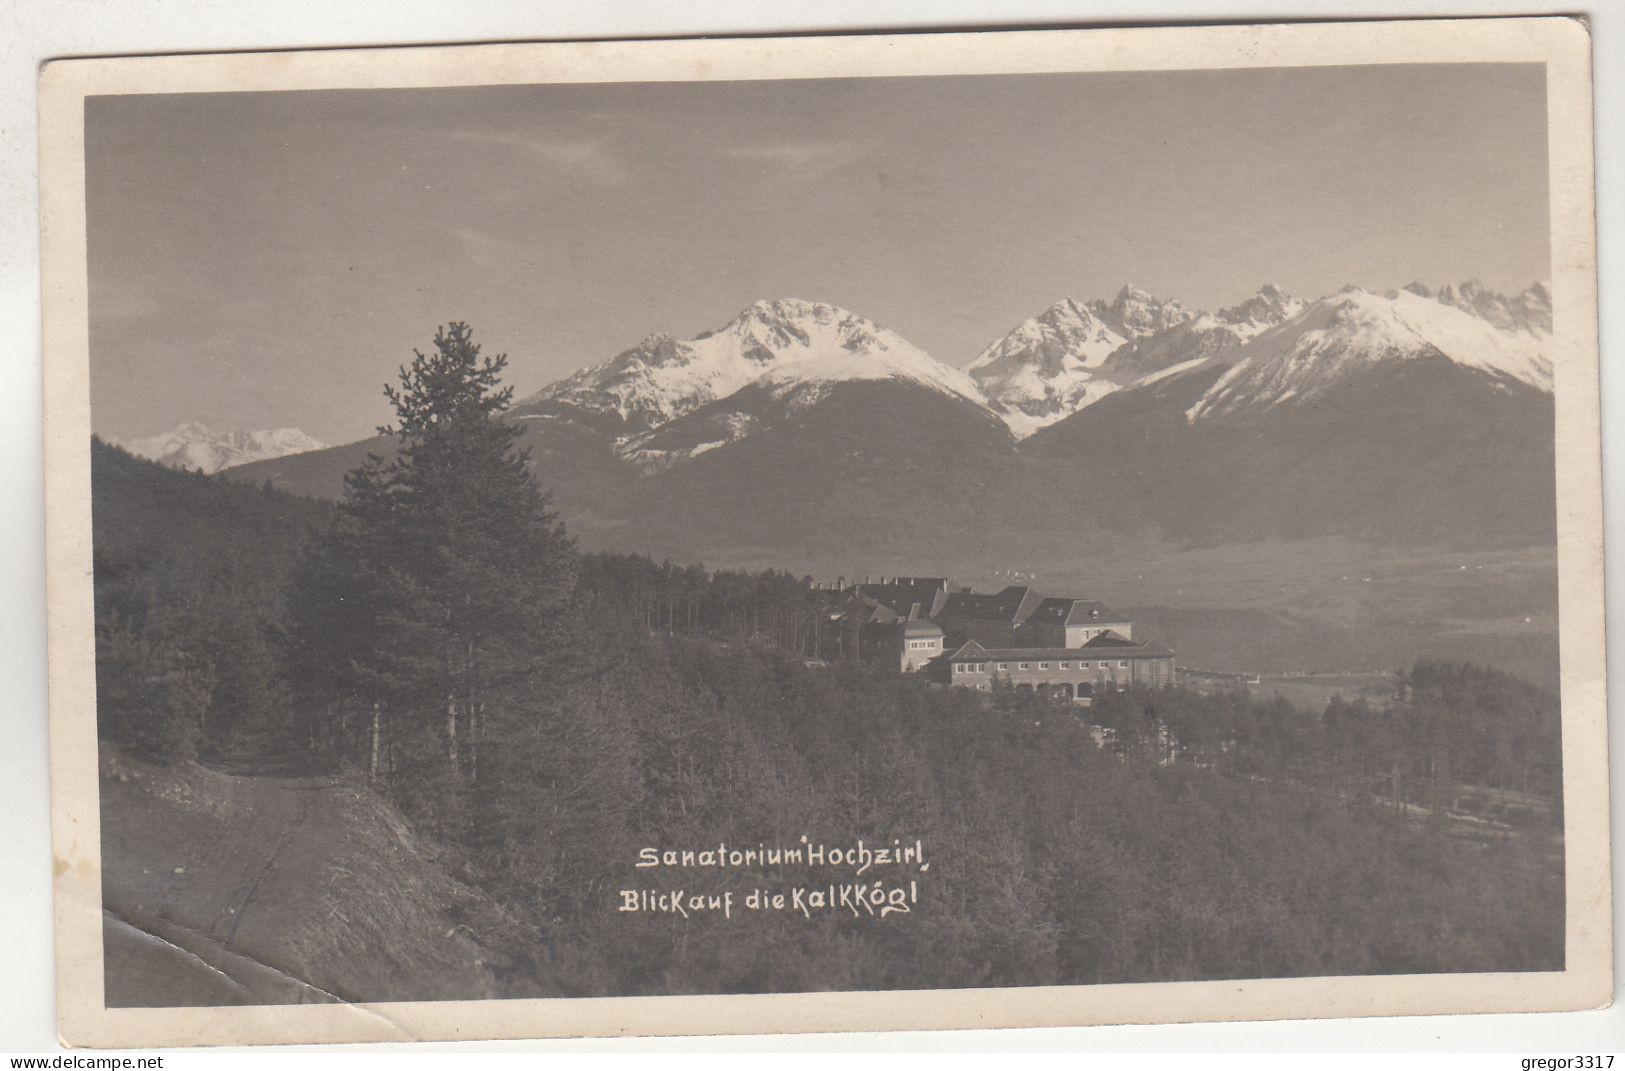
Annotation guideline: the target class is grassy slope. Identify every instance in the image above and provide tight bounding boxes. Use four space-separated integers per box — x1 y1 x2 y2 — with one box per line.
100 747 531 1006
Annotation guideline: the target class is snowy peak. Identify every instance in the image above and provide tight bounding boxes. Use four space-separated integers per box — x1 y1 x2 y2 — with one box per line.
1185 287 1553 422
967 284 1193 439
1087 285 1195 340
1215 284 1305 336
116 422 328 474
1404 279 1551 336
526 298 983 435
965 298 1132 438
967 297 1128 376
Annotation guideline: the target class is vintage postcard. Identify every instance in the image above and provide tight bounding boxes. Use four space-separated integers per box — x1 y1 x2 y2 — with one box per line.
40 17 1608 1047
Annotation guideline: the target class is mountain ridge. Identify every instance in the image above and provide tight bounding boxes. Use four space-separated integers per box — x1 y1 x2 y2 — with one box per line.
116 423 328 475
223 276 1557 556
518 297 985 443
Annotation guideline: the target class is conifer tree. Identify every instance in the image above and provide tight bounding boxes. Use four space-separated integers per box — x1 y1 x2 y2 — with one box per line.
291 323 576 811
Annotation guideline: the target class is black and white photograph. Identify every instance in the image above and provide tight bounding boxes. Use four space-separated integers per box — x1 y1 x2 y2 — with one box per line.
37 17 1608 1045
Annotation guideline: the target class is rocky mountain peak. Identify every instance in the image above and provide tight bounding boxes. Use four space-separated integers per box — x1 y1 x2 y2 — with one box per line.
1216 284 1303 331
1087 284 1195 340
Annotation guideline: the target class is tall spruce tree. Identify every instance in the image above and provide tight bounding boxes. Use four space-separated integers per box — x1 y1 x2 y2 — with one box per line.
291 323 576 815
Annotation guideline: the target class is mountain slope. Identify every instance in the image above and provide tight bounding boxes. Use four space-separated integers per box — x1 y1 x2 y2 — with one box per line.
1405 279 1552 337
101 747 525 1006
614 378 1026 562
1096 285 1304 387
1187 287 1551 422
1025 288 1556 547
225 415 641 540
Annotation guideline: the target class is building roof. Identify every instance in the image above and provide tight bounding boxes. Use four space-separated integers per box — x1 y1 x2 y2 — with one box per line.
841 603 888 625
940 585 1045 626
948 638 1174 662
1023 597 1130 627
855 577 949 619
1080 629 1139 648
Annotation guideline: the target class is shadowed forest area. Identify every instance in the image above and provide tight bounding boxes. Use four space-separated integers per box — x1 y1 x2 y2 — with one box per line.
90 326 1564 1004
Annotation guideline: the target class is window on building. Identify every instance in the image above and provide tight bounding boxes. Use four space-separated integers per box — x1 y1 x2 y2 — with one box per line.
1039 662 1050 670
1059 662 1070 669
1018 662 1030 670
998 662 1008 670
1119 660 1129 668
954 663 964 674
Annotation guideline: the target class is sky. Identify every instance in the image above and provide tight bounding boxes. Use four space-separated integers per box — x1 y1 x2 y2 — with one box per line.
85 63 1550 444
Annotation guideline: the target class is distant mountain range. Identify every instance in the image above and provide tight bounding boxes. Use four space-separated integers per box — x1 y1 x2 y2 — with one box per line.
224 278 1556 562
114 423 327 474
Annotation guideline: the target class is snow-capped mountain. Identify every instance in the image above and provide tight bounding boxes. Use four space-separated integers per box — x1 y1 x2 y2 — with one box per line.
1403 279 1551 337
965 298 1132 438
970 284 1301 438
521 298 984 445
236 277 1558 554
116 423 327 474
1185 286 1552 422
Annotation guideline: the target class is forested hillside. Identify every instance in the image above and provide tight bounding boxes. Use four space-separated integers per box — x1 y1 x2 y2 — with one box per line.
90 326 1565 1003
92 437 332 760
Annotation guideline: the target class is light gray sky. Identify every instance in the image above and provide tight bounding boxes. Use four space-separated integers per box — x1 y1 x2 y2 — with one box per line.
87 64 1549 444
